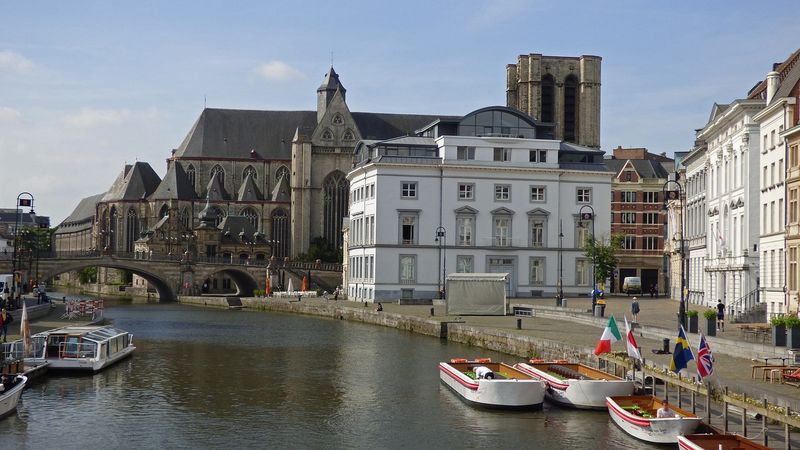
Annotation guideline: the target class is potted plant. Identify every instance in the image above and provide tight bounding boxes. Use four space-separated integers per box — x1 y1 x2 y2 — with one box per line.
687 310 699 333
785 316 800 348
772 316 788 347
703 309 717 336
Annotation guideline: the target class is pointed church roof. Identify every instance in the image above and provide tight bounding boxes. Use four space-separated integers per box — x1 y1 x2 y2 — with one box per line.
206 171 229 201
150 162 196 201
318 66 346 95
101 162 161 202
237 173 262 201
55 192 105 234
271 173 290 202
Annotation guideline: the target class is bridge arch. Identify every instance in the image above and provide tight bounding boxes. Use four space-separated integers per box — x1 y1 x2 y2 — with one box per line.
195 267 259 298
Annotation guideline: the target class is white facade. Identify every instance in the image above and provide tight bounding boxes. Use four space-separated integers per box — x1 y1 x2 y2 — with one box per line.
754 73 795 319
685 100 764 314
345 109 612 302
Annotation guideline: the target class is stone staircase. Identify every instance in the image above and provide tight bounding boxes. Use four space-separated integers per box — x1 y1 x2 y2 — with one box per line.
730 288 766 323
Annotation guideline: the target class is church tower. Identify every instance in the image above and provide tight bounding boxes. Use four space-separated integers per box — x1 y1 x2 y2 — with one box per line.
317 67 346 123
506 53 601 148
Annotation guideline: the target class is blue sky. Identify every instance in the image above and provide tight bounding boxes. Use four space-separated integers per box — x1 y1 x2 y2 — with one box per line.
1 0 797 223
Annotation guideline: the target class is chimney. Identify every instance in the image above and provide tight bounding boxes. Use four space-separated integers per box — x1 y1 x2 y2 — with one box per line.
766 71 780 104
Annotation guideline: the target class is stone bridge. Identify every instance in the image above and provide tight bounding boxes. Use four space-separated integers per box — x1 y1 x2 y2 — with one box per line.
0 252 342 301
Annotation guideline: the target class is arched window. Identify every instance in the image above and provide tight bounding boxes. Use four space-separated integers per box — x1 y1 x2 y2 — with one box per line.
322 129 334 140
243 165 257 180
332 114 344 125
180 208 190 229
210 207 224 227
186 164 196 190
271 208 289 257
563 75 578 142
125 208 139 253
241 207 258 227
343 129 355 141
211 164 225 186
275 165 290 185
159 204 169 219
323 171 349 249
540 74 555 123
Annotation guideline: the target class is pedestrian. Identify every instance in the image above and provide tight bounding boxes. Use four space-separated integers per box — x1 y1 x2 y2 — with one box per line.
0 308 12 342
62 296 67 304
650 284 656 298
716 299 725 331
631 297 640 323
375 302 383 312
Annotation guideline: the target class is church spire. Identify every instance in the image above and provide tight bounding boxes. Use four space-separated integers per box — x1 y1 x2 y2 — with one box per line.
317 67 346 123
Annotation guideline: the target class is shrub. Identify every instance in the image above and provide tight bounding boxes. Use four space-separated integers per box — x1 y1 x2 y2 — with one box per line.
703 309 717 320
687 310 699 318
771 316 788 327
784 316 800 328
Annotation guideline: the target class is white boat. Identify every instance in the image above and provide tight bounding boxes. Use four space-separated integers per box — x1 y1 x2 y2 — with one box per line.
606 395 702 444
514 360 634 409
21 325 135 372
438 358 545 409
678 433 770 450
0 374 27 419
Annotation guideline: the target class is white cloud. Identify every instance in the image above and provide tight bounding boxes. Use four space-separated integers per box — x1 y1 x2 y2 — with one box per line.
0 106 21 122
253 60 305 82
63 107 159 128
0 50 34 73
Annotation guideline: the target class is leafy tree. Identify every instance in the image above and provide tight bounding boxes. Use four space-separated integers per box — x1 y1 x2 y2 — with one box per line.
78 267 98 284
582 233 624 283
296 237 341 262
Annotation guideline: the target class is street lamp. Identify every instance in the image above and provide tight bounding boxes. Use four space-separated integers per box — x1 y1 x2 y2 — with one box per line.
558 219 564 305
579 205 596 309
662 177 686 330
435 226 446 299
12 192 35 304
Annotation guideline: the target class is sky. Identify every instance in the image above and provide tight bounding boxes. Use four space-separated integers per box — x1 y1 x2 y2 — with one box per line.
0 0 797 224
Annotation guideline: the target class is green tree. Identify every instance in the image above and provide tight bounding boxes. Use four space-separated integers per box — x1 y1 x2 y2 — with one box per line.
582 233 624 283
296 237 341 263
78 267 98 284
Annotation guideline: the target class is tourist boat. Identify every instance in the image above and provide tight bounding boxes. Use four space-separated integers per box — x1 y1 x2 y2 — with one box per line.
23 325 135 372
514 360 635 409
606 395 702 444
438 358 545 409
0 374 27 419
678 433 770 450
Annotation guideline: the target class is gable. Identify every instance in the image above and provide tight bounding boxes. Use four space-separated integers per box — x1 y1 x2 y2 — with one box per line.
311 89 360 147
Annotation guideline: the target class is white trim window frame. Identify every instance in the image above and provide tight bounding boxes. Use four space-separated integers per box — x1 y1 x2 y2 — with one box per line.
530 257 545 285
399 254 417 284
458 183 475 201
401 181 418 199
577 187 592 204
494 184 511 202
529 185 546 202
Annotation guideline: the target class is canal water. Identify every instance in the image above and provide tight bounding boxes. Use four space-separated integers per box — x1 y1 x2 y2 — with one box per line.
0 302 659 449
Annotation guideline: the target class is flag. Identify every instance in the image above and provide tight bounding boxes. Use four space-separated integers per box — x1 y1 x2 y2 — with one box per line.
624 316 642 361
696 334 714 380
301 276 308 292
669 325 695 373
20 302 31 358
594 316 621 355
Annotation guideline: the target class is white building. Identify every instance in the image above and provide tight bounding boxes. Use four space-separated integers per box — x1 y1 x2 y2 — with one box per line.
683 140 708 307
345 106 612 302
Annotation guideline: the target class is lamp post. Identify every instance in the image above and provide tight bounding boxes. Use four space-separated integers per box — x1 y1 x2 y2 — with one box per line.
662 177 686 330
558 219 564 305
435 226 446 299
12 192 35 303
579 205 596 309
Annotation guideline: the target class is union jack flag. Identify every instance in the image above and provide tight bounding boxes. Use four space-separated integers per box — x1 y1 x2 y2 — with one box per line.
696 334 714 380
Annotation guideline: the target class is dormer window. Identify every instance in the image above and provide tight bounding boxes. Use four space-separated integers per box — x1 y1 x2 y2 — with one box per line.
332 114 344 125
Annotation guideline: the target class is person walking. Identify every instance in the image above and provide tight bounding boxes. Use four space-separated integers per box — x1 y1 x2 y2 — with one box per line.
716 299 725 331
0 308 12 342
631 297 640 323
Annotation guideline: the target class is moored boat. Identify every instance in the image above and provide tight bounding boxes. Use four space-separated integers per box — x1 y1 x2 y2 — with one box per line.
0 373 27 419
678 433 770 450
438 358 545 409
12 325 135 372
514 360 634 409
606 395 701 444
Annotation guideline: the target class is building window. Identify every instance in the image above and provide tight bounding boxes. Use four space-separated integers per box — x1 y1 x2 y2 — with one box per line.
575 258 590 286
125 208 139 253
493 215 512 247
529 150 547 163
625 171 632 182
322 129 334 140
563 75 578 142
530 257 545 285
643 213 659 225
343 129 355 141
790 188 798 224
456 255 474 273
271 208 289 257
643 236 659 250
494 184 511 201
399 212 418 245
399 255 416 284
210 164 225 187
275 165 290 185
457 146 475 160
332 114 344 125
401 182 417 199
621 212 636 224
493 148 511 162
241 207 258 227
458 183 474 200
643 192 659 203
541 74 555 123
186 164 196 191
622 236 636 249
243 165 257 180
529 216 546 247
790 144 798 168
323 171 349 249
790 247 797 291
456 215 475 246
621 191 636 202
530 186 546 202
577 188 592 204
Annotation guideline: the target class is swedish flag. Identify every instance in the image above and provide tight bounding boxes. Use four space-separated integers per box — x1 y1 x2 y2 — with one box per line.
669 325 694 373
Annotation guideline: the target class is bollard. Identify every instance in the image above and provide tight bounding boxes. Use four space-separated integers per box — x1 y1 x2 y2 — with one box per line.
517 318 522 329
430 307 434 317
662 338 670 353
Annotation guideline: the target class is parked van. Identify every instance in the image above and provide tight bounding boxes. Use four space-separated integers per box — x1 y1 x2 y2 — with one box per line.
622 276 642 296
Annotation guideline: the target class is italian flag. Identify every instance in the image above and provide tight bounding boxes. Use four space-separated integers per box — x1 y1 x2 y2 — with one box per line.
593 315 621 355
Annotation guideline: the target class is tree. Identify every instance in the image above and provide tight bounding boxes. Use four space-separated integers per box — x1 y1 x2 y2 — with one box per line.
296 237 341 263
582 233 624 284
78 267 98 284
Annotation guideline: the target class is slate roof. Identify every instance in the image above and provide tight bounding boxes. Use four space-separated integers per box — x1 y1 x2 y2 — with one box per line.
206 171 229 201
605 159 670 179
236 174 262 201
101 162 162 202
55 193 105 234
770 60 800 106
351 112 443 140
748 48 800 100
149 162 197 201
318 67 346 96
271 173 290 202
